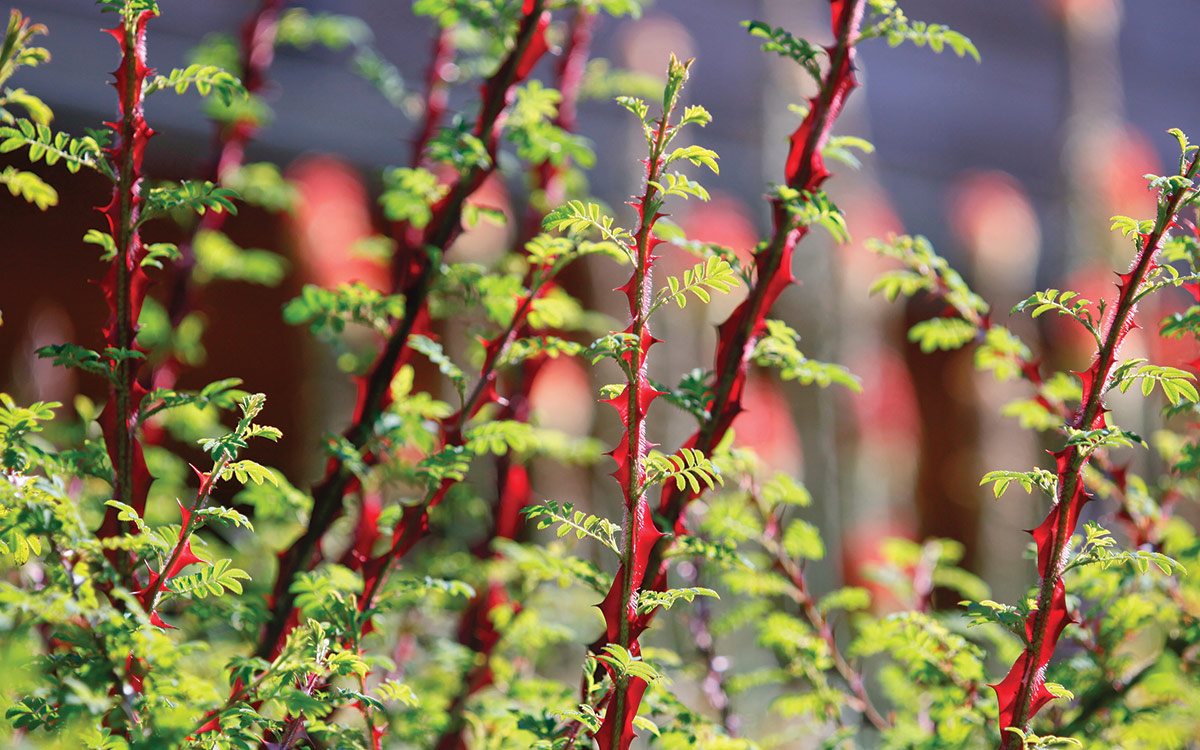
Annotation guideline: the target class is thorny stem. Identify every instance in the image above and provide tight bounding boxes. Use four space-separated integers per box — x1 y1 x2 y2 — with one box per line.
632 4 867 686
263 203 559 750
257 0 547 659
263 138 566 750
878 237 1140 487
577 0 866 737
278 672 322 750
870 148 1196 747
1001 154 1199 748
108 9 146 551
608 104 673 738
659 0 865 524
140 454 231 617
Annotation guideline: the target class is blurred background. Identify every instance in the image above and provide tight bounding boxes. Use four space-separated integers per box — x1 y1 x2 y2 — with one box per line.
3 0 1200 622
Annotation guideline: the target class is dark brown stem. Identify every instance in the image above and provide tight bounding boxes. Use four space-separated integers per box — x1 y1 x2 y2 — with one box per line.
112 14 141 519
256 0 547 659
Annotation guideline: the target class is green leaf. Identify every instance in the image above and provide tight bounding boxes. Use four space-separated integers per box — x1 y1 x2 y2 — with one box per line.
822 134 876 170
542 200 633 251
140 180 239 225
636 586 718 614
0 165 55 208
143 64 248 106
191 230 286 285
275 7 370 51
960 598 1027 639
817 587 871 615
597 644 663 686
409 335 466 396
218 459 279 486
656 255 740 310
752 319 861 391
521 500 621 554
83 228 117 260
782 519 824 560
379 167 446 228
680 104 711 127
103 500 147 533
975 325 1032 382
1109 360 1200 405
195 506 254 531
283 282 405 336
645 447 724 494
862 8 980 62
980 468 1058 499
1012 288 1102 342
35 343 143 383
375 680 419 707
907 317 977 353
649 171 710 202
866 234 988 319
0 119 108 176
771 185 849 242
666 144 719 174
417 444 471 484
616 95 649 123
761 473 812 508
742 20 824 79
141 377 247 421
166 558 251 599
140 242 180 270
